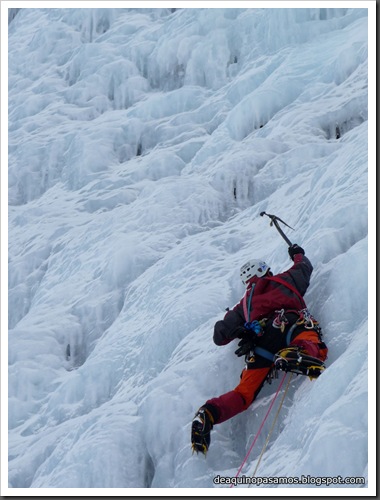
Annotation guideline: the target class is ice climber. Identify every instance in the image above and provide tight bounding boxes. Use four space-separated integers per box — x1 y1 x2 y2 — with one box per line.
191 244 328 455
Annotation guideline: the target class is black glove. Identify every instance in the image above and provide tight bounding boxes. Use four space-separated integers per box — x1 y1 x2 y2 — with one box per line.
234 334 256 357
232 326 252 340
288 243 305 261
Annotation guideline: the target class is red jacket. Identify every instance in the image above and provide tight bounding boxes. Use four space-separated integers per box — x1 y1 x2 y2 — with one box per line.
214 254 313 346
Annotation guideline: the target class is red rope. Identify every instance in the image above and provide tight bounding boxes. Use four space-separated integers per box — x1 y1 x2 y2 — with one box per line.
230 372 288 487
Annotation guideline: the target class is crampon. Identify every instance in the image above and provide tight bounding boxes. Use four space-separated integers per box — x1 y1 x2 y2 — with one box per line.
274 347 325 379
191 408 214 455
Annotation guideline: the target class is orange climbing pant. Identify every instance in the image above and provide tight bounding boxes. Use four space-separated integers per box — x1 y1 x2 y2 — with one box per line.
289 329 328 361
233 366 272 409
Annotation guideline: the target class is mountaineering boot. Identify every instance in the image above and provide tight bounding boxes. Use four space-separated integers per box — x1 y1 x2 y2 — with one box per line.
191 406 215 455
274 347 325 379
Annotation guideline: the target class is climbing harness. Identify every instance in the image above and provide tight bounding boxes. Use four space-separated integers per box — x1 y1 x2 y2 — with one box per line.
246 306 323 365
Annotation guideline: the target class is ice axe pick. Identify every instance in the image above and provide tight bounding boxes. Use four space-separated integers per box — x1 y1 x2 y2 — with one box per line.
260 211 294 247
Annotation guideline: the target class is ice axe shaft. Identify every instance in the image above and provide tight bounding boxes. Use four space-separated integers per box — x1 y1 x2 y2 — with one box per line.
260 211 294 246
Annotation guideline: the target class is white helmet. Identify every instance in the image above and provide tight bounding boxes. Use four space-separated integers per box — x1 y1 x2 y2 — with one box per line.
240 259 270 285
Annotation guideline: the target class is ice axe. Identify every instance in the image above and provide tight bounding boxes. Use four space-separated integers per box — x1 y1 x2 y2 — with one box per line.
260 211 294 247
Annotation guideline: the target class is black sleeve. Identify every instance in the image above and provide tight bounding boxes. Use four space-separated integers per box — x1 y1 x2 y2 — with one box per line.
213 303 246 346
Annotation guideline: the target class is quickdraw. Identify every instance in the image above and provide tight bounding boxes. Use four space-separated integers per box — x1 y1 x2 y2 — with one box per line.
272 308 290 332
297 308 319 330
